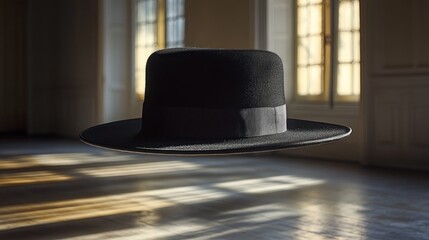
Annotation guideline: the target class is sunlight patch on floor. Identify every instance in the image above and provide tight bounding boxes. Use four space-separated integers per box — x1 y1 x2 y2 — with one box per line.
0 174 323 231
79 161 200 177
0 171 71 186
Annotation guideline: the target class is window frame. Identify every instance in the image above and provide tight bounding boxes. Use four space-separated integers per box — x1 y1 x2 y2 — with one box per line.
133 0 185 100
334 0 360 102
294 0 360 103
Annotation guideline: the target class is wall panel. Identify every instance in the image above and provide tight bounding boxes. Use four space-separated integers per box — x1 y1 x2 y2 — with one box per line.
28 0 100 136
362 0 429 169
0 0 27 133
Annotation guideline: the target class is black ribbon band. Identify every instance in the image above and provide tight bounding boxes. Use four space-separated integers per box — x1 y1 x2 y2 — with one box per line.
141 104 287 139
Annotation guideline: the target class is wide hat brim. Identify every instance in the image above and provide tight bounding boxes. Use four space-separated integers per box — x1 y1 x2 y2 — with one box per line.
80 118 351 155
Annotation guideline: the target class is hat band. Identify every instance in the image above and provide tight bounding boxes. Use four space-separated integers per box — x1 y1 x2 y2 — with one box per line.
140 104 287 139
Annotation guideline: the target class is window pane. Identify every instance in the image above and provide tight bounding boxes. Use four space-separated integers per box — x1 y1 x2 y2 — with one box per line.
298 66 322 96
308 36 322 64
167 20 174 43
299 0 322 4
297 0 308 6
167 0 173 18
146 23 157 45
135 0 158 99
353 63 360 95
297 67 309 95
298 38 309 65
173 20 178 43
147 0 156 21
178 18 185 44
308 4 322 35
308 66 323 95
354 32 360 61
135 70 145 98
297 6 308 36
144 0 150 21
336 0 360 98
337 63 352 95
136 26 144 47
135 47 145 67
166 0 185 47
297 0 324 98
137 1 145 22
353 0 360 30
178 0 184 16
297 4 322 36
338 32 353 62
339 0 360 30
336 62 361 96
298 36 323 65
339 0 353 31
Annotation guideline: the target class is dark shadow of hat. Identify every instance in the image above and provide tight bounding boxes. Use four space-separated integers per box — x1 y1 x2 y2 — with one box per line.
80 48 351 155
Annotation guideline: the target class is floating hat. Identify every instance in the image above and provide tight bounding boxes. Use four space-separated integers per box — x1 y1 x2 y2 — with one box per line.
80 48 351 155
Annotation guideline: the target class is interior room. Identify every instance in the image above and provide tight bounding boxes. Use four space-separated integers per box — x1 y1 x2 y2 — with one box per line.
1 0 428 239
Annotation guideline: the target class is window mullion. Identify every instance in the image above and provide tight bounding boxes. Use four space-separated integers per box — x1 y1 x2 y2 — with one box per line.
327 0 336 107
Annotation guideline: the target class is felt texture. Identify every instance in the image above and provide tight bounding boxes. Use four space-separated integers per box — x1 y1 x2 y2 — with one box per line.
140 105 287 138
144 48 285 108
80 48 351 155
80 118 351 155
141 48 287 139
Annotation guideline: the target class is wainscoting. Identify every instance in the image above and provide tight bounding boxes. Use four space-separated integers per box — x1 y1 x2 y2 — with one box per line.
362 0 429 169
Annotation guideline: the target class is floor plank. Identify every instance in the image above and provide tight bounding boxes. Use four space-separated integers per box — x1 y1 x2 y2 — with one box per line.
0 137 428 239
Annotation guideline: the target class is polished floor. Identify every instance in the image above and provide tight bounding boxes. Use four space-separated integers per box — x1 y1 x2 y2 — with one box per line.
0 137 428 240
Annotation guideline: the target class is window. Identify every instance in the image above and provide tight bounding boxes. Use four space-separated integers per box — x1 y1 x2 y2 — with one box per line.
296 0 360 102
166 0 185 47
134 0 185 99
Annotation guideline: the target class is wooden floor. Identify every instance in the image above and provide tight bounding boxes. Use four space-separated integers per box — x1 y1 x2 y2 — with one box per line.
0 137 428 240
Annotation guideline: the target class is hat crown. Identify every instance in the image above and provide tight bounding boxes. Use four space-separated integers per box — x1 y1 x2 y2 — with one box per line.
80 49 351 154
143 48 285 109
141 48 288 139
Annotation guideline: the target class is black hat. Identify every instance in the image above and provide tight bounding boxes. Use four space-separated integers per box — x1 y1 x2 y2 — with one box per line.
80 48 351 155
